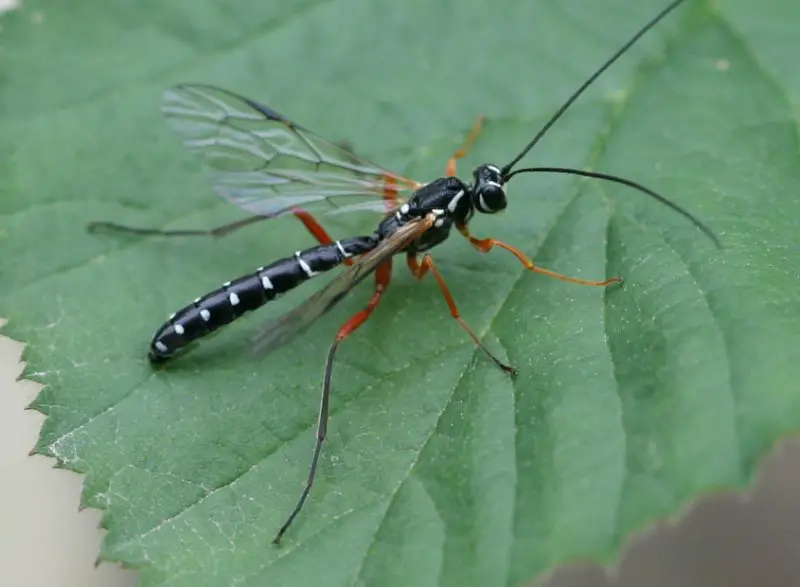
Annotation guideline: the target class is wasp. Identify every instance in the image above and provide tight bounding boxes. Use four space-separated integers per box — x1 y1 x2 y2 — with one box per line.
90 0 717 543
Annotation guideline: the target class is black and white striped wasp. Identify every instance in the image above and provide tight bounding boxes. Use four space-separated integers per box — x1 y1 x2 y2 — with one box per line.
90 0 718 544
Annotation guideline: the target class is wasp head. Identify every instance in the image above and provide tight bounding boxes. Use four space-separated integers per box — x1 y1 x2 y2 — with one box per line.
471 164 507 214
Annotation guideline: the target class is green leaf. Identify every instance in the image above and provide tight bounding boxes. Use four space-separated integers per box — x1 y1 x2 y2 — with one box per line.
3 0 799 585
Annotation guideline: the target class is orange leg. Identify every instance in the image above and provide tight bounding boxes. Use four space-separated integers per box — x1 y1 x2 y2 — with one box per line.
407 252 516 375
382 175 401 213
457 224 622 287
272 260 393 545
333 260 392 339
446 115 486 177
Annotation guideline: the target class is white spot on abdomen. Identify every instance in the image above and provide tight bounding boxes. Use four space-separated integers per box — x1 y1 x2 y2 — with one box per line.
173 324 185 335
295 252 317 277
336 241 351 258
229 292 240 306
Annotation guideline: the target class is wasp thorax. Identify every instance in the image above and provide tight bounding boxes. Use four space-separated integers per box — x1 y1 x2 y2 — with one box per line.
472 164 507 214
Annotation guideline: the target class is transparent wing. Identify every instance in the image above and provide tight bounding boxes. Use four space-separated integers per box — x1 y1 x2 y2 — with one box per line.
162 84 419 218
252 214 436 355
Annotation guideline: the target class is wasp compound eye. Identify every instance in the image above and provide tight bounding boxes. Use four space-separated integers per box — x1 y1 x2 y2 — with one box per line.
475 182 507 213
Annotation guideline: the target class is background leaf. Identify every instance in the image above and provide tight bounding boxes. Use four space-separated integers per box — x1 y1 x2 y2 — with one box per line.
2 0 799 586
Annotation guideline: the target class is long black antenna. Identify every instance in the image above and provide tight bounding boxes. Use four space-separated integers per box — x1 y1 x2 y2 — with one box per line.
506 166 721 248
501 0 687 177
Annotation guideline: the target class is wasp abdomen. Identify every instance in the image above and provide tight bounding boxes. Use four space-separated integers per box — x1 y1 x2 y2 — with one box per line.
148 236 376 363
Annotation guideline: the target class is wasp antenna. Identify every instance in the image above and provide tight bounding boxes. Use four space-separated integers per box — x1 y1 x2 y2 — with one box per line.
506 166 721 249
500 0 687 178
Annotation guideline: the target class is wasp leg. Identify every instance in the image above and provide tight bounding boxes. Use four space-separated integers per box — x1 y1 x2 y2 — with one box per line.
86 214 267 238
88 207 355 264
272 260 393 545
407 252 516 375
381 174 403 213
457 224 622 287
446 115 486 177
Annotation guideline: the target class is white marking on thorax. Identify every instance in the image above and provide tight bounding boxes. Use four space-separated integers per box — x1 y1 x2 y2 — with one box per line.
487 165 501 174
396 203 411 220
229 292 240 306
295 251 317 277
200 309 211 322
434 218 445 228
447 190 465 213
173 323 185 335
